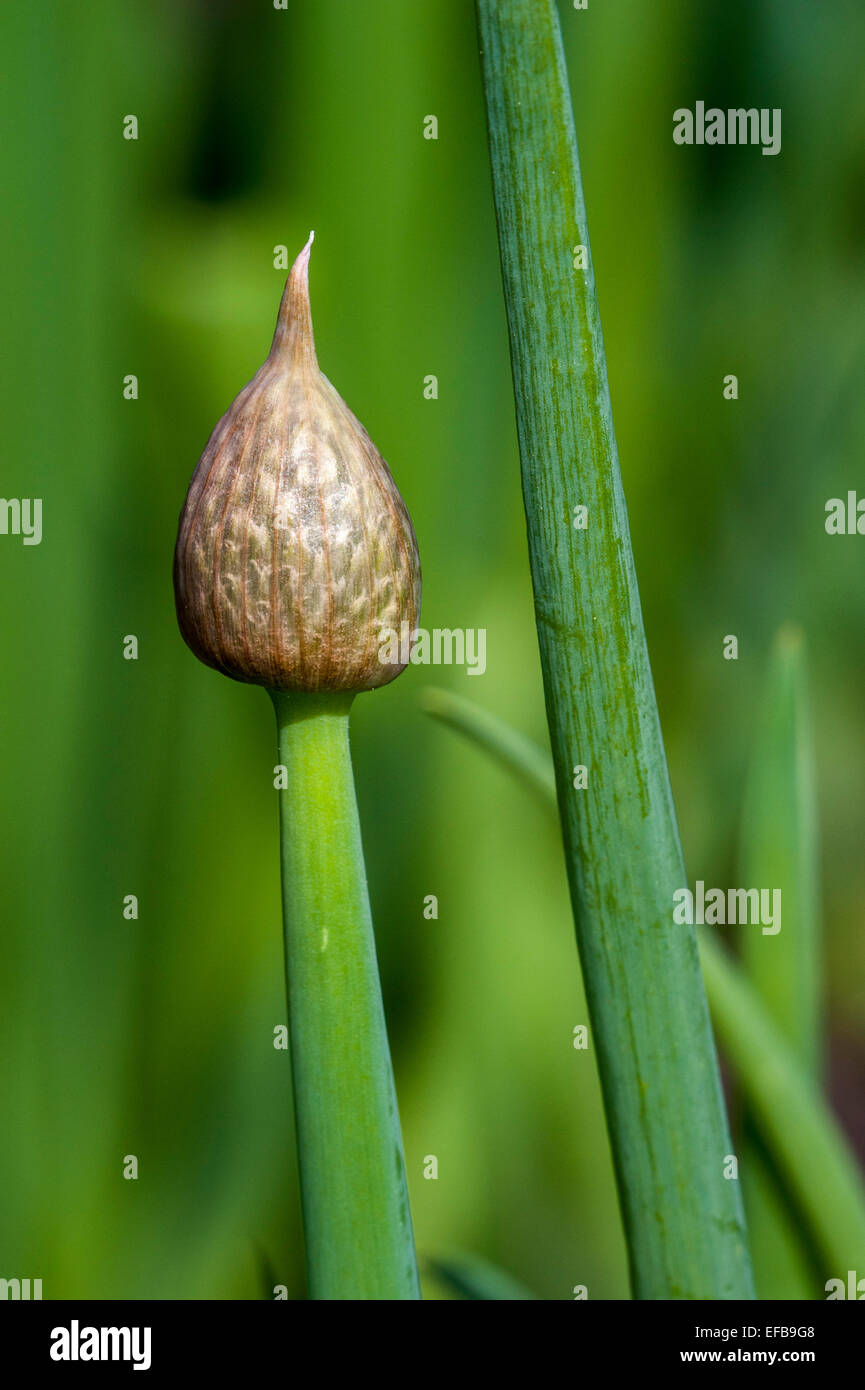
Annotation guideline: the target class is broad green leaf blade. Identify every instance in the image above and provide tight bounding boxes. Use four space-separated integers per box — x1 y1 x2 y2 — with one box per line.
475 0 753 1299
424 691 865 1283
739 625 822 1297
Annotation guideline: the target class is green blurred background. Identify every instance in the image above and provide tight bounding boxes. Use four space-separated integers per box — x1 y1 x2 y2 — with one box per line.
1 0 864 1299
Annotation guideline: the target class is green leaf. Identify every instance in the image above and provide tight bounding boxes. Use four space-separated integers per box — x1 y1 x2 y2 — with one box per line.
474 0 753 1298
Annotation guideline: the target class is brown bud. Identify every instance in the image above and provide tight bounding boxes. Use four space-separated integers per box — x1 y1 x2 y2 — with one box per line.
173 234 421 693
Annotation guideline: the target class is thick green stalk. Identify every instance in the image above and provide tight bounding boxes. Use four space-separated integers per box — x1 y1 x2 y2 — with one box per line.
739 626 821 1296
425 690 865 1282
271 690 419 1300
475 0 753 1298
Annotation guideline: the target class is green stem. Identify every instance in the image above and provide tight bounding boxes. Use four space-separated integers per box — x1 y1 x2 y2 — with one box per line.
475 0 753 1298
271 690 419 1300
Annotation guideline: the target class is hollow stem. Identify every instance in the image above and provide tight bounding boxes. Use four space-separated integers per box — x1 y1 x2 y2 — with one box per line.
270 689 419 1300
475 0 754 1298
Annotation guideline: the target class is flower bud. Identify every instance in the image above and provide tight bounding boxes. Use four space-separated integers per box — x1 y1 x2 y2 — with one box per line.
173 234 421 693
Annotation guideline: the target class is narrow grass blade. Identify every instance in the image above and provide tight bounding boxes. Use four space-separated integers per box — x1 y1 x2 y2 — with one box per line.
739 625 822 1296
424 691 865 1282
427 1251 538 1301
475 0 753 1298
272 691 420 1300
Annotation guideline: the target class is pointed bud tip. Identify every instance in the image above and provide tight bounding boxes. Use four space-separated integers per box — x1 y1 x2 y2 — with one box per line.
290 230 315 284
271 233 317 367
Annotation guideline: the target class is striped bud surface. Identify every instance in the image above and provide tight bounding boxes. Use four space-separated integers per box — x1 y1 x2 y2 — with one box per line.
173 234 421 692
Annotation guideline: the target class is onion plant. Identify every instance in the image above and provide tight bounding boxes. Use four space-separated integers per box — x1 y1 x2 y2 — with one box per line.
173 235 420 1299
